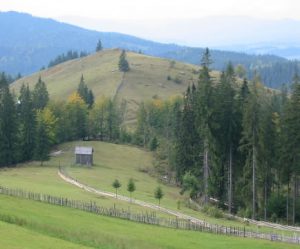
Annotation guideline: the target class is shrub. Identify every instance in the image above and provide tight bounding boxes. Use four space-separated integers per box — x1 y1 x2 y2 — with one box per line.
203 205 223 218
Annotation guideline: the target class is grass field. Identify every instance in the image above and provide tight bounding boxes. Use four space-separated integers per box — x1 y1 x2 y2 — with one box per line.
0 195 298 249
0 140 298 237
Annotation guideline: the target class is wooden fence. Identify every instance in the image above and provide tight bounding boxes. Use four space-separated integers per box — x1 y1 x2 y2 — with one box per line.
0 185 299 244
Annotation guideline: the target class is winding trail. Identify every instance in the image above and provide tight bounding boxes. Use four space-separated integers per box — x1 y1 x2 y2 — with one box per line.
58 167 300 233
58 168 205 224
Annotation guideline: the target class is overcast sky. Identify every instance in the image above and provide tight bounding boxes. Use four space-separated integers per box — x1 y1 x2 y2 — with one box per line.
0 0 299 20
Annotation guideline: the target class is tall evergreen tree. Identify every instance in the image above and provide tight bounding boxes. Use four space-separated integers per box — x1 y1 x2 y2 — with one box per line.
0 78 18 166
281 73 300 224
32 76 49 110
118 50 130 72
96 39 103 52
34 108 57 165
175 86 201 182
212 63 237 212
240 80 261 219
196 48 213 203
77 75 94 108
18 84 36 161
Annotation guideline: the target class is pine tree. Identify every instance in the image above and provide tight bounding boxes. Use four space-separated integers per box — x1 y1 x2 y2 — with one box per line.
196 48 213 204
34 108 57 166
0 79 18 167
135 102 149 146
32 76 49 110
118 50 130 72
175 86 201 182
240 80 261 219
127 178 136 201
77 75 94 108
87 89 94 108
18 84 36 161
211 63 237 212
96 39 103 52
281 73 300 224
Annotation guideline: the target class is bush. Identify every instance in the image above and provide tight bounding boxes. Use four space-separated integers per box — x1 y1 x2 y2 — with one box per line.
267 194 286 219
167 75 172 81
237 208 252 219
173 76 182 84
203 205 223 218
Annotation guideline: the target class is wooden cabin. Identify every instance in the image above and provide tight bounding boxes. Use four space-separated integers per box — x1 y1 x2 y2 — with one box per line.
75 146 93 166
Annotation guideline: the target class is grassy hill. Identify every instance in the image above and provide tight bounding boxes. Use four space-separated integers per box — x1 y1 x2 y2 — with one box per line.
11 49 212 123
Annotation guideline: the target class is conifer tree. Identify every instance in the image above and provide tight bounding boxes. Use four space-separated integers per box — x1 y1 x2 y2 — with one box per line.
34 108 57 166
281 73 300 224
33 76 49 110
18 84 36 161
240 80 261 219
0 77 18 166
96 39 103 52
77 75 94 108
175 85 200 181
211 63 237 212
196 48 213 203
118 50 130 72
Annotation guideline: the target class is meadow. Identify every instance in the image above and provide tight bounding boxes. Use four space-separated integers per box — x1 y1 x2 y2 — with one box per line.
0 141 298 237
0 195 298 249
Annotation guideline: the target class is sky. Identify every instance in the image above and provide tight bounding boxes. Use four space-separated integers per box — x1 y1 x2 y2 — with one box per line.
0 0 299 20
1 0 300 48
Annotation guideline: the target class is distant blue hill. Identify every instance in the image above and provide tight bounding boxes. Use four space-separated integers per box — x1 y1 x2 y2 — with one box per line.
0 11 298 88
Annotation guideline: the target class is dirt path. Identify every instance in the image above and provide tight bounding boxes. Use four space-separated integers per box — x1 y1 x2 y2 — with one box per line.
58 168 206 224
58 168 300 233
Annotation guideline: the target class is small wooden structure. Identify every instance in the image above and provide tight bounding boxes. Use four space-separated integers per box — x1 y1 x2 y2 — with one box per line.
75 146 93 166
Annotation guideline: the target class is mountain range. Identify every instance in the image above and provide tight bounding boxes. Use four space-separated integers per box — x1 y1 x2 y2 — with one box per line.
1 11 299 88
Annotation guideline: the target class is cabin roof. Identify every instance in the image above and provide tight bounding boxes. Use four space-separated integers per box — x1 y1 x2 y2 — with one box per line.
75 146 93 155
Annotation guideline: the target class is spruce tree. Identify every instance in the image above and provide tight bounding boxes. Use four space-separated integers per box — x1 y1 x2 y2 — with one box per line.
34 112 50 165
0 80 18 167
77 75 94 108
118 50 130 72
18 84 36 161
96 39 103 52
281 74 300 224
211 63 237 212
175 86 200 181
127 178 136 201
196 48 213 204
240 80 261 219
33 76 49 110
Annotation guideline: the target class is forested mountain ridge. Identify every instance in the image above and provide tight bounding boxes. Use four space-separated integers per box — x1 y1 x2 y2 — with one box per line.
1 11 299 88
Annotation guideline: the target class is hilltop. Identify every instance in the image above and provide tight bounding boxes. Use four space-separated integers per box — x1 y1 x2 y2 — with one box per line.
11 49 213 122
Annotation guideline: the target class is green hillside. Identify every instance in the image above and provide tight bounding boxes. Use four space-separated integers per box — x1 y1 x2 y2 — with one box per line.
1 195 297 249
0 141 297 236
11 49 217 122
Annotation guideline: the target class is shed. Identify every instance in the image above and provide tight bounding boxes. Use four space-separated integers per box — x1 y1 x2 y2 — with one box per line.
75 146 93 166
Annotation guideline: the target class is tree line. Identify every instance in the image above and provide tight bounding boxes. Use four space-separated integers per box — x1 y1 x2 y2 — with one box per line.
0 73 123 167
48 50 89 68
134 49 300 224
